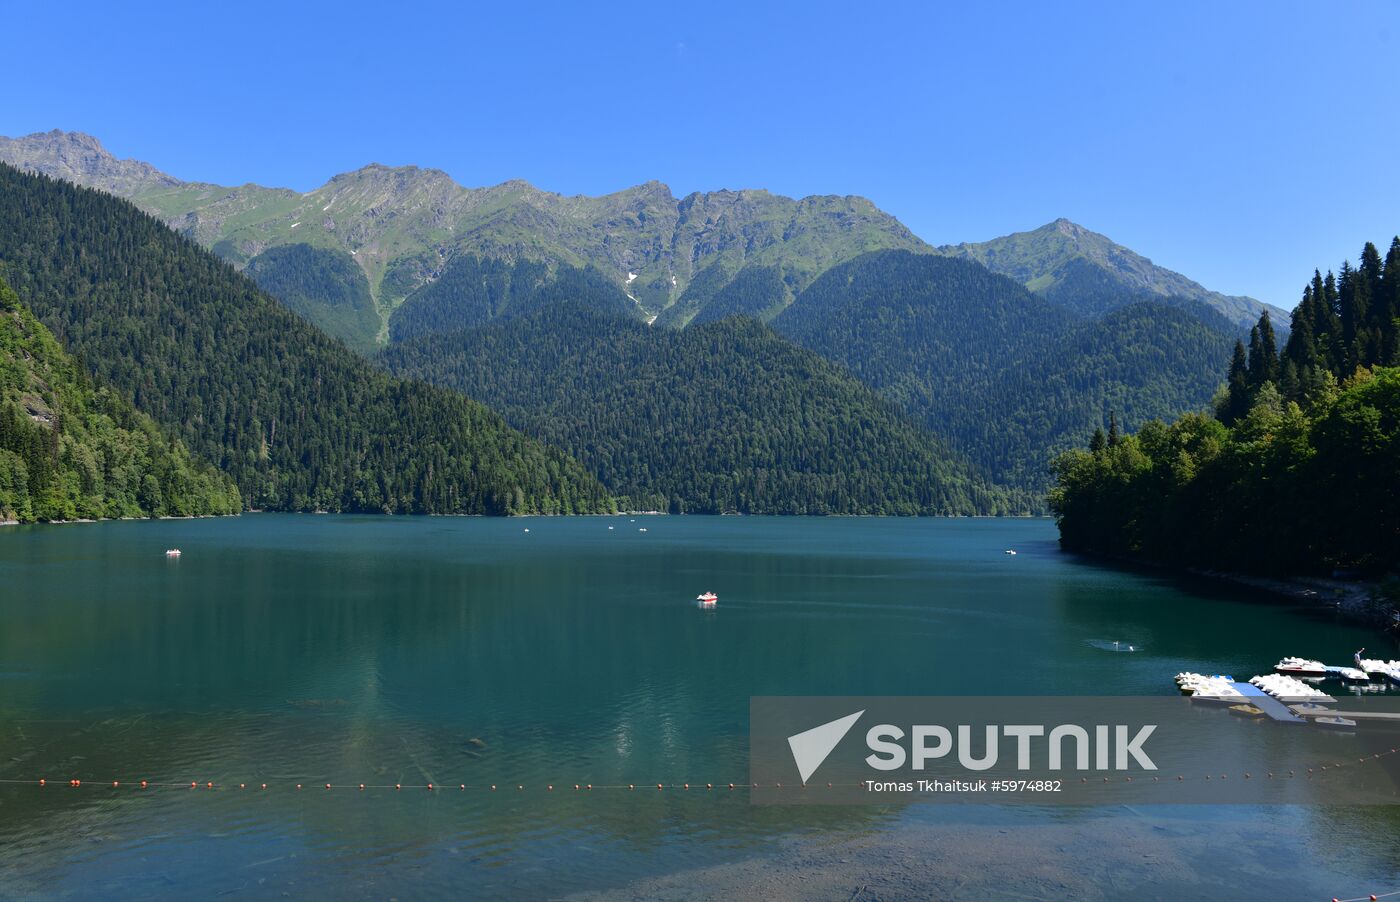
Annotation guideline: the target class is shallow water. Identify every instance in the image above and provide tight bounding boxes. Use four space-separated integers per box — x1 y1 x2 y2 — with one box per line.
0 515 1396 899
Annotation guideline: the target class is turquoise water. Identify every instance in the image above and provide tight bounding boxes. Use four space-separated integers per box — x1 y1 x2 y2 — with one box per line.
1 515 1397 899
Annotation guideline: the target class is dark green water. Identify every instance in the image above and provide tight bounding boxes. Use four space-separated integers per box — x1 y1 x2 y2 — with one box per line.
1 515 1398 899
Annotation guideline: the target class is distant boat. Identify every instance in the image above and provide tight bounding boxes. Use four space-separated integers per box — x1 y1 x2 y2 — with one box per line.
696 592 717 608
165 549 181 557
1004 549 1017 555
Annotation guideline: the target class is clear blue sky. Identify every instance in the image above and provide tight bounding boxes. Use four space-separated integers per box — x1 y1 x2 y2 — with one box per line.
6 0 1397 307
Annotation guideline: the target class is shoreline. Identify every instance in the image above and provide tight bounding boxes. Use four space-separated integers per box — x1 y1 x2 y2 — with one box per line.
1184 567 1395 629
0 512 239 528
1063 545 1395 630
4 511 1058 525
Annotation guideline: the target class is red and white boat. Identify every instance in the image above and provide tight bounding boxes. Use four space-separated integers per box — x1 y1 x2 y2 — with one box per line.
696 592 718 608
1273 657 1328 678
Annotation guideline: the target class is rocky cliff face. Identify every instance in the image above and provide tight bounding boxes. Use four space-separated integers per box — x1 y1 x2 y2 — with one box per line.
0 130 181 194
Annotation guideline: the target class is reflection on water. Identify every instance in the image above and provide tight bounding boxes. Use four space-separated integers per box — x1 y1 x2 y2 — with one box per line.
1 515 1398 898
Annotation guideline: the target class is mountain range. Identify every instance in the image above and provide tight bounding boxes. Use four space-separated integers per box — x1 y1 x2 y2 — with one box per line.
0 129 1281 515
0 130 1280 348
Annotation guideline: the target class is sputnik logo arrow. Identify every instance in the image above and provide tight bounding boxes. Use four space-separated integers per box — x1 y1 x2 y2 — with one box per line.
787 710 864 783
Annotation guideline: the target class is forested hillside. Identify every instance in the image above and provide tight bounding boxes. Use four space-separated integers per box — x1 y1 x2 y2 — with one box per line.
1051 238 1400 575
388 255 643 342
1 278 240 522
245 244 382 352
0 163 614 515
773 250 1235 490
382 303 1018 515
685 265 793 326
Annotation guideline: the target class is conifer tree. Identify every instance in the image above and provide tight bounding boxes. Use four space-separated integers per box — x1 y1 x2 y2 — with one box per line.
1247 311 1279 390
1382 238 1400 365
1223 340 1250 425
1283 286 1318 397
1319 271 1342 372
1338 260 1372 372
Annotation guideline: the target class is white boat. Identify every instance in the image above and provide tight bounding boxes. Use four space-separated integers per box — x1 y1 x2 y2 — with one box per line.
696 592 717 608
1277 657 1373 683
1004 549 1017 555
1250 673 1334 703
1274 657 1328 678
1358 658 1400 681
1174 672 1242 702
164 549 181 557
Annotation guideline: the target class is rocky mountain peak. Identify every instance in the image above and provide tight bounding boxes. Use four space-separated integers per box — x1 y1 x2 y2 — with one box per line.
0 129 182 193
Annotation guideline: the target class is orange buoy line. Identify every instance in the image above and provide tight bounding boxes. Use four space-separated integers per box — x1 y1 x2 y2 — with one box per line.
0 778 762 792
2 744 1399 796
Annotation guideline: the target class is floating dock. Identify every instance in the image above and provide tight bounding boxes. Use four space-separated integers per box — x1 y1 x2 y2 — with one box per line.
1230 682 1307 724
1290 704 1400 727
1359 659 1400 684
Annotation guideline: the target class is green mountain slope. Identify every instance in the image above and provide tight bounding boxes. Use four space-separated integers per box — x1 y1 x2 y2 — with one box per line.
659 264 794 328
0 163 614 515
381 303 1017 515
938 218 1283 329
0 131 929 343
774 250 1235 490
245 244 382 352
1 277 241 522
388 255 644 342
